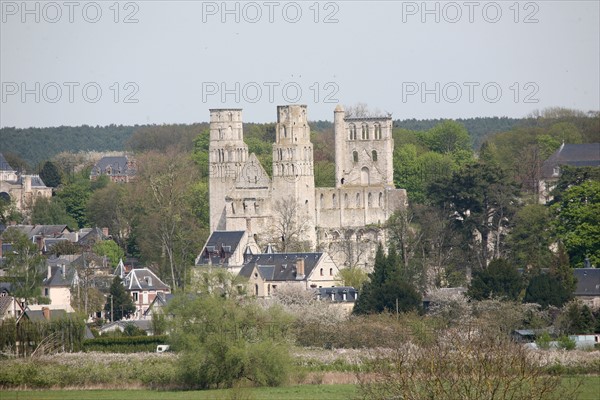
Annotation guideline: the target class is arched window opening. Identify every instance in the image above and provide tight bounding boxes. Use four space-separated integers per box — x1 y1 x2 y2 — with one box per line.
368 193 372 207
356 193 361 207
362 124 368 140
378 192 383 207
349 124 357 140
332 193 337 208
320 193 324 208
374 124 382 139
344 193 349 208
372 150 378 162
361 167 370 185
353 151 358 163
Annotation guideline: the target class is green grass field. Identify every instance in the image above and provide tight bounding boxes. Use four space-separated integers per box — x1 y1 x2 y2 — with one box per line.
2 378 599 400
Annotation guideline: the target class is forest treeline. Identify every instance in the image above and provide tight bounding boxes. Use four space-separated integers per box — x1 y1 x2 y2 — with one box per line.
4 112 591 169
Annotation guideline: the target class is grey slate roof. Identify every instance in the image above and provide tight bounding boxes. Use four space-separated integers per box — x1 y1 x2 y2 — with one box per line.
239 252 324 281
573 268 600 297
197 231 246 266
6 225 70 240
123 268 170 291
43 265 77 287
77 227 107 246
541 143 600 178
90 156 135 177
318 286 358 302
15 175 48 187
0 153 15 172
23 309 68 322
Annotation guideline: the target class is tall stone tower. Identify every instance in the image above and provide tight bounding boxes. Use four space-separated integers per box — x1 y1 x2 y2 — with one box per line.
271 105 317 247
208 109 248 231
334 106 394 188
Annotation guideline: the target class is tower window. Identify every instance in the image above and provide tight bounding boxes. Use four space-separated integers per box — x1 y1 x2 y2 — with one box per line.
378 192 383 207
353 151 358 163
374 124 382 139
372 150 378 161
349 124 357 140
356 193 361 207
344 193 349 208
368 192 372 207
320 193 324 208
362 124 368 140
332 193 337 208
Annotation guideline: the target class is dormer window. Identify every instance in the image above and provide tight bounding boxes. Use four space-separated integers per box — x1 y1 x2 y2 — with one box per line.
553 166 560 176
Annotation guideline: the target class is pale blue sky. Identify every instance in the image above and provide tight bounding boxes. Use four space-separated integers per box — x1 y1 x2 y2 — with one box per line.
1 1 598 127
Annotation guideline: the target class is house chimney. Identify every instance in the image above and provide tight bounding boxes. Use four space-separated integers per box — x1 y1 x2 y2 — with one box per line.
102 227 109 237
42 307 50 320
23 175 32 192
296 258 305 278
62 264 66 277
47 265 53 280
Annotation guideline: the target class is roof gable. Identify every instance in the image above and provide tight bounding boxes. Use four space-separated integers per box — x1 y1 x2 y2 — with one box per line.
234 153 271 189
124 268 170 291
197 231 246 265
239 252 324 282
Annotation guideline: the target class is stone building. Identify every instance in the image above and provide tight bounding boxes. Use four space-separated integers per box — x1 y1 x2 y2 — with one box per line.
0 153 52 212
208 105 407 270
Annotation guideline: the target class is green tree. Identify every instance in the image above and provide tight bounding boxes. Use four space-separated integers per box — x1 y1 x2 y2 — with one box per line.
30 197 78 230
558 301 596 334
39 161 62 187
523 273 572 308
1 227 46 301
354 245 421 314
105 277 135 321
57 181 91 228
467 258 523 301
86 183 132 250
167 293 293 389
508 204 553 269
93 240 125 268
428 162 519 268
422 120 471 154
552 180 600 266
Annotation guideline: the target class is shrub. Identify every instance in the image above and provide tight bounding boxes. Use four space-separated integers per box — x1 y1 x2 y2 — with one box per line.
357 329 581 400
557 335 576 350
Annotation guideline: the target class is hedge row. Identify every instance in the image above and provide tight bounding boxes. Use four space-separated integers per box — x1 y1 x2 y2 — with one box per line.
82 335 168 353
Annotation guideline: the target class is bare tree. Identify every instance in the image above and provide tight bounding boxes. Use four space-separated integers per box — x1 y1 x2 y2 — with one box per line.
269 196 311 252
344 103 389 118
358 327 581 400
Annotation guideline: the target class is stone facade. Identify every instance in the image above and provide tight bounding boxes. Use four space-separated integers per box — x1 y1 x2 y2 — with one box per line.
208 105 407 270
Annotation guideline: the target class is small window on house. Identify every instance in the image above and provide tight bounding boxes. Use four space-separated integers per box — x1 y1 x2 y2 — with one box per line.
329 268 333 276
320 268 324 276
353 151 358 163
372 150 378 161
44 288 49 296
255 284 259 296
133 292 139 301
268 284 271 296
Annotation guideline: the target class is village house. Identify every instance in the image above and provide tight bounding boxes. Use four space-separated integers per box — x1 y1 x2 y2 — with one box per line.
238 252 341 298
195 230 261 274
573 268 600 308
539 142 600 203
122 268 170 319
90 155 136 183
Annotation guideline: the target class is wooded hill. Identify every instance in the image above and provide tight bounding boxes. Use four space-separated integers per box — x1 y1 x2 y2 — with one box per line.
1 116 534 169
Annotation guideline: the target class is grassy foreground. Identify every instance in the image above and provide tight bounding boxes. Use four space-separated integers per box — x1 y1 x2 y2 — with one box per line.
2 378 599 400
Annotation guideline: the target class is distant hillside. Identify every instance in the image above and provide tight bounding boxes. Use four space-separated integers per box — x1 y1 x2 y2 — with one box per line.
0 125 140 168
395 117 523 149
0 117 526 167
